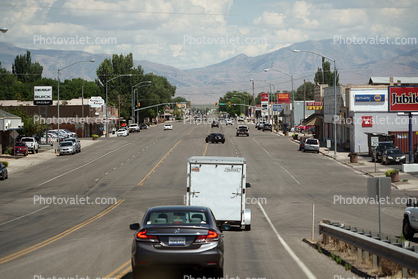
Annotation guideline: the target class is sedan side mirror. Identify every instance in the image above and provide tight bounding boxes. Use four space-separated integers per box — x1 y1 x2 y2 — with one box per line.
130 223 140 230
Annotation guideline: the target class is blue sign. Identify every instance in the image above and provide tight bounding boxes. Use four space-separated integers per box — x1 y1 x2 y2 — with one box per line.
355 95 385 102
273 104 282 112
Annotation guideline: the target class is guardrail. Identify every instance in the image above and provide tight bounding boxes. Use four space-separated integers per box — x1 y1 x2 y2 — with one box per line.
319 221 418 277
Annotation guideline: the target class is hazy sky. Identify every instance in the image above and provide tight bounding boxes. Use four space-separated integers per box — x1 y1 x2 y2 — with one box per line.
1 0 417 69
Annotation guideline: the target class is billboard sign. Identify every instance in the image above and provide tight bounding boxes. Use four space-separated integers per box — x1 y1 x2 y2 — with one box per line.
355 94 385 102
306 102 323 110
388 86 418 112
362 116 373 127
277 93 290 103
273 104 282 112
88 97 105 108
34 86 53 105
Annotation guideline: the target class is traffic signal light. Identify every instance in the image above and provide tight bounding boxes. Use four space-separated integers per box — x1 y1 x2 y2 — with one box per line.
138 102 140 107
228 102 231 107
176 102 178 106
215 102 218 107
189 101 191 106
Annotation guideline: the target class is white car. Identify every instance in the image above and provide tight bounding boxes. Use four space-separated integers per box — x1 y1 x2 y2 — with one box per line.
117 129 129 137
226 119 233 125
164 124 172 130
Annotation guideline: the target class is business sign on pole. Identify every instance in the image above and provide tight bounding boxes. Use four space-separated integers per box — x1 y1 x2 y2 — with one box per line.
277 93 290 103
306 102 323 110
261 93 268 103
34 86 53 105
388 86 418 112
273 104 282 112
88 97 105 108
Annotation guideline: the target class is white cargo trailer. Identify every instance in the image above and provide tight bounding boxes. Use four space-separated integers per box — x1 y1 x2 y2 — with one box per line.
186 156 251 230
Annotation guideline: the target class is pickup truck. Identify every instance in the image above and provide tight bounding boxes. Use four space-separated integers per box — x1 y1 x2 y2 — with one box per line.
129 124 140 133
20 137 39 154
403 199 418 240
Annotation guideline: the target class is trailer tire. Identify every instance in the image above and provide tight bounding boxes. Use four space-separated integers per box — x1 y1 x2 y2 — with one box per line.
245 224 251 231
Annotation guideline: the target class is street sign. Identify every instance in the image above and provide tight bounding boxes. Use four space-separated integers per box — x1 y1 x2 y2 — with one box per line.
219 103 225 105
371 137 379 147
34 86 53 105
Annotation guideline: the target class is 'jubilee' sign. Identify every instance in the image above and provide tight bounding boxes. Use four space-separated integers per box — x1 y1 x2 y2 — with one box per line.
389 86 418 112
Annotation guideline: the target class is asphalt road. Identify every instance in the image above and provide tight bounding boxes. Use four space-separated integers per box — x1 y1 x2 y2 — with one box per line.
0 121 416 279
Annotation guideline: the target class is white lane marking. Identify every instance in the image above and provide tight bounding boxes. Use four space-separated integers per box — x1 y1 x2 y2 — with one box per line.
35 140 139 188
253 138 301 186
0 206 49 226
258 202 317 279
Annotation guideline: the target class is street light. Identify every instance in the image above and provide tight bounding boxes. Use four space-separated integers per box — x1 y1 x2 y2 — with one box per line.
0 28 8 33
293 49 337 157
132 81 151 123
57 59 95 136
106 74 132 137
264 68 294 130
249 79 255 120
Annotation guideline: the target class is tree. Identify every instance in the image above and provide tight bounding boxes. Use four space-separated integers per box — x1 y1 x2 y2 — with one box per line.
12 51 43 83
219 91 252 116
172 96 188 103
2 106 47 137
294 81 315 101
314 57 339 86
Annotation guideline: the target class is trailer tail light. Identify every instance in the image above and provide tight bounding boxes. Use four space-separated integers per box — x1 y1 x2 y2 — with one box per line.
194 230 219 243
136 230 159 242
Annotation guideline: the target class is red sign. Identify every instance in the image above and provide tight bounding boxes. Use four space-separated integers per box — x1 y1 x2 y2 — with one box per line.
277 93 290 102
306 102 323 110
362 116 373 127
261 93 268 102
389 86 418 112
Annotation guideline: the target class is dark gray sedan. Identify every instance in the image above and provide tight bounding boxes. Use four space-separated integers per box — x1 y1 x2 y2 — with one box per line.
382 149 406 164
130 205 225 279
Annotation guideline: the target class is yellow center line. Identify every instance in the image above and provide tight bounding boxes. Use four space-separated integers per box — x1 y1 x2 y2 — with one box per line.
105 125 199 278
136 125 197 186
0 199 124 265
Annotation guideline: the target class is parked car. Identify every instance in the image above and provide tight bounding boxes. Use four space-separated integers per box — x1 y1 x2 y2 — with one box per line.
64 137 81 153
299 139 306 151
59 141 75 155
236 125 249 137
382 149 406 164
303 138 320 153
129 124 140 133
164 124 173 130
62 129 77 138
307 126 316 134
226 119 233 125
258 122 266 130
20 137 39 154
403 200 418 240
117 129 129 137
211 121 219 128
139 124 148 130
12 142 28 156
372 142 396 162
129 205 225 279
263 123 272 132
0 162 8 180
205 133 225 144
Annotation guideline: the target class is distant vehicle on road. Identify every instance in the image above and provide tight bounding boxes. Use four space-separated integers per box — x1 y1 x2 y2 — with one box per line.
117 129 129 137
139 124 148 130
0 162 8 180
129 205 225 279
211 121 219 128
205 133 225 144
164 124 173 130
382 149 405 164
59 141 75 155
129 124 140 133
372 142 396 162
299 139 306 151
303 138 320 153
12 142 28 156
263 123 272 132
226 119 233 125
236 126 249 137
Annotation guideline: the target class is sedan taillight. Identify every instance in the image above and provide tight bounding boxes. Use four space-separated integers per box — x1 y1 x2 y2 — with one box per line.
194 230 219 243
136 230 159 243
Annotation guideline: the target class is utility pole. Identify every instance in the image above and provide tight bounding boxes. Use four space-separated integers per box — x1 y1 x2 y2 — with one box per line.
82 81 84 138
118 94 120 129
303 79 306 131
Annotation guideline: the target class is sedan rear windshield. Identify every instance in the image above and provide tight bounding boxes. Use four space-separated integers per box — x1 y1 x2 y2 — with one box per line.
306 139 318 144
60 142 72 146
21 138 32 142
147 210 208 225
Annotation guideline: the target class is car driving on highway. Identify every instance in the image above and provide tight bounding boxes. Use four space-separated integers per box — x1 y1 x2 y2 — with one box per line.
205 133 225 144
117 128 129 137
164 124 173 130
129 205 224 278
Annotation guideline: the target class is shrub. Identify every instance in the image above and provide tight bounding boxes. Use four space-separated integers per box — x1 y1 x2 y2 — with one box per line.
3 146 12 155
348 152 358 157
2 161 9 167
385 169 399 177
92 134 99 138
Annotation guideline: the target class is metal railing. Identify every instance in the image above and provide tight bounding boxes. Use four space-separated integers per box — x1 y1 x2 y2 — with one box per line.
319 221 418 275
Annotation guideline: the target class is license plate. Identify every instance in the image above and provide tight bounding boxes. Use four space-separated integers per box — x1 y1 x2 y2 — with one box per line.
169 237 186 246
17 151 20 153
396 159 399 161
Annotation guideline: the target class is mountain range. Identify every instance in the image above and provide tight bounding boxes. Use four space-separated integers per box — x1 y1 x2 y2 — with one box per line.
1 39 417 103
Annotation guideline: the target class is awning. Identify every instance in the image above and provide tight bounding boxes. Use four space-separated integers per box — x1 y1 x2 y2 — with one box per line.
303 113 322 126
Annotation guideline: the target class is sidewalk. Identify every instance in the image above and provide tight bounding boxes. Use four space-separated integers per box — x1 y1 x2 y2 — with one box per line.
0 138 101 174
278 132 418 191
